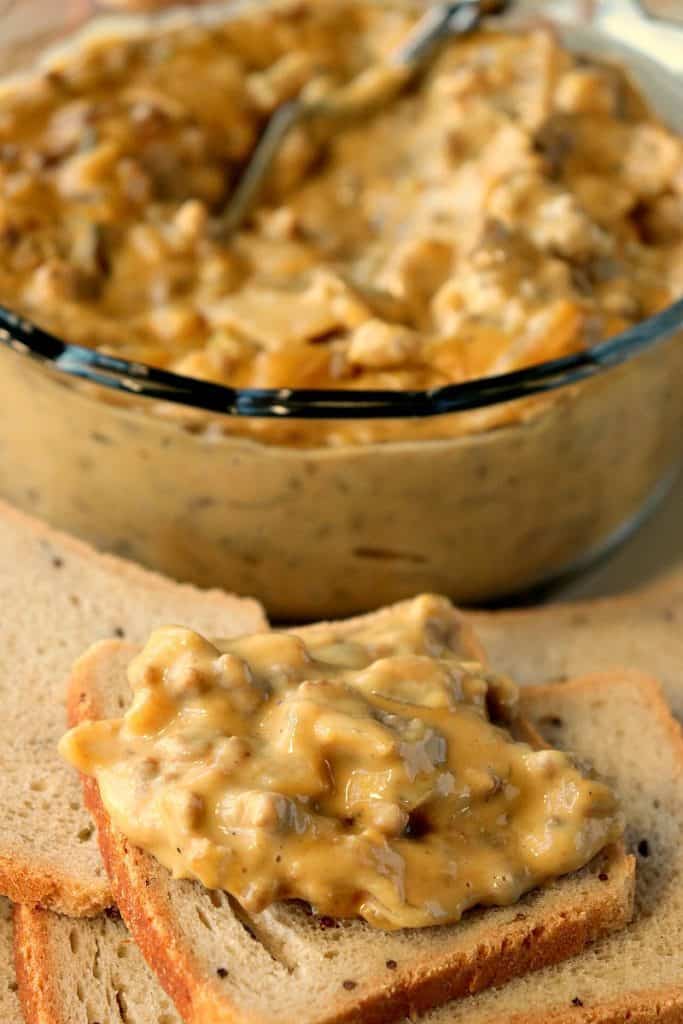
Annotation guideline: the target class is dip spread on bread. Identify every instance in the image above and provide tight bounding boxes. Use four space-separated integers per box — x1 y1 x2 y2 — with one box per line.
61 605 622 930
0 1 681 446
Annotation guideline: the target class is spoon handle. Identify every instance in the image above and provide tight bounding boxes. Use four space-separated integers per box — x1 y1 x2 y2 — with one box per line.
218 1 508 237
393 2 485 65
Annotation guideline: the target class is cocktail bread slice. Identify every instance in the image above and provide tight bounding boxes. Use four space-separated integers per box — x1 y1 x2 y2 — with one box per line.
13 903 183 1024
0 497 266 917
68 641 634 1024
0 899 22 1024
424 671 683 1022
471 562 683 718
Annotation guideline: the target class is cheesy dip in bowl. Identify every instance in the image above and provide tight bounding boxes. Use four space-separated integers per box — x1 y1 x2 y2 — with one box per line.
0 0 681 617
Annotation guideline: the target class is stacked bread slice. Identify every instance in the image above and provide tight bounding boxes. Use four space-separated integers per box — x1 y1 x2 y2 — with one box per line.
14 667 683 1024
62 639 632 1024
3 499 683 1022
0 499 265 1023
471 569 683 720
14 906 183 1024
0 500 265 918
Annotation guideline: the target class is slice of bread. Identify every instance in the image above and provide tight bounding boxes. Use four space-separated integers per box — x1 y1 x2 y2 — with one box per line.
423 671 683 1022
0 899 22 1024
67 641 634 1024
13 903 183 1024
471 564 683 718
0 498 266 918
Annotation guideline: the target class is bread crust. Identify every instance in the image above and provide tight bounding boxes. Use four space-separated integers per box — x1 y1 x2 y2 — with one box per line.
69 645 635 1024
0 856 110 920
14 904 59 1024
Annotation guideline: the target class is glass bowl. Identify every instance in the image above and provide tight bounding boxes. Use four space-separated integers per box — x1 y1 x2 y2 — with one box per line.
0 0 681 620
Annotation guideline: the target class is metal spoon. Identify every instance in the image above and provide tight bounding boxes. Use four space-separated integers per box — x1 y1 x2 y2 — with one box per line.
217 0 509 237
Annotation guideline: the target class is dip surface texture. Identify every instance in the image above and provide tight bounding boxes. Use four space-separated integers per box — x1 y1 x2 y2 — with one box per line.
0 1 681 445
61 597 623 929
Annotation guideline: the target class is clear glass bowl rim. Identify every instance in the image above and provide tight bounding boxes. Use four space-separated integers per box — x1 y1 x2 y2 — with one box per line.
1 297 682 420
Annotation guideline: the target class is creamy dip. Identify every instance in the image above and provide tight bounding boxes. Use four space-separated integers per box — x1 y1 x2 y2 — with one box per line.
61 600 622 930
0 1 680 445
